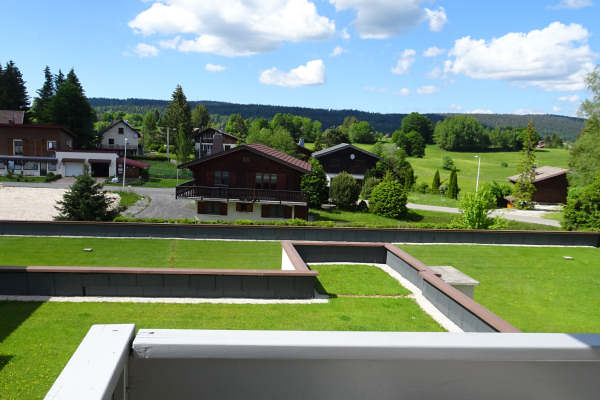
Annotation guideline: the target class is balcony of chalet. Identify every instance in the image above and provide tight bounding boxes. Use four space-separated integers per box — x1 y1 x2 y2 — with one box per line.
175 181 306 204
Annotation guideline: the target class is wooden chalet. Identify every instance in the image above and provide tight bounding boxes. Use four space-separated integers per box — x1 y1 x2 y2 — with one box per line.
191 127 240 159
312 143 380 185
507 166 570 204
177 143 311 220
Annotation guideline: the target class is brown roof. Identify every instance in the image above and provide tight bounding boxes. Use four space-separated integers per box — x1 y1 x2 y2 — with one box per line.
192 127 240 142
179 143 311 173
508 166 569 183
0 124 76 138
0 110 25 124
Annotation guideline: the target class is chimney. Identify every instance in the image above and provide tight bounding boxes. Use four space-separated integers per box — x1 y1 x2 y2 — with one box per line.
212 133 224 154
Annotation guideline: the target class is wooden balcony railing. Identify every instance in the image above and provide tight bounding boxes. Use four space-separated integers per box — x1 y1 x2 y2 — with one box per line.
175 182 306 203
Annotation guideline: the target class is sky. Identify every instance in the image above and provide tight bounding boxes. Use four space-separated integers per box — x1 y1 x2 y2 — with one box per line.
1 0 599 116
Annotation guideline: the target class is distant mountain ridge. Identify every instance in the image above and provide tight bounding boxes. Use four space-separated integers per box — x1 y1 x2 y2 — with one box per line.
89 97 586 141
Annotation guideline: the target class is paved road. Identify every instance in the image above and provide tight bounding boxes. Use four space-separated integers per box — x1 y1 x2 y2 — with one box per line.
2 181 561 227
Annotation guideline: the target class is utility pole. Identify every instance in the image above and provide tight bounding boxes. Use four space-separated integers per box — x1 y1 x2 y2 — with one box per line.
122 138 128 190
474 155 481 193
166 127 170 159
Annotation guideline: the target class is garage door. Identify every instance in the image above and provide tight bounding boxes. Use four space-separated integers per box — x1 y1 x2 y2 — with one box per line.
64 162 84 177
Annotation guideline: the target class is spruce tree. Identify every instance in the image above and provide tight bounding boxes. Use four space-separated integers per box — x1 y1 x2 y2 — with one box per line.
513 121 537 209
431 170 441 194
32 66 55 123
163 85 192 137
55 69 65 88
446 169 459 199
55 166 118 221
0 60 29 110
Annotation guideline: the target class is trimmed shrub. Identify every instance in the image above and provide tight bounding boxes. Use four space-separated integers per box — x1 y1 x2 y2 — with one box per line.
329 172 360 209
446 169 459 199
430 170 441 194
564 175 600 231
414 182 429 194
301 159 329 207
369 173 408 218
360 177 381 200
442 155 455 170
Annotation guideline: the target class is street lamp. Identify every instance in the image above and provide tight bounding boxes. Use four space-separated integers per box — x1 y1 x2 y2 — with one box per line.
122 138 128 190
474 155 481 192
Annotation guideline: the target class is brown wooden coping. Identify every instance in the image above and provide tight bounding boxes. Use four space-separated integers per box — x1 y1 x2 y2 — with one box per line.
0 265 318 277
280 241 311 272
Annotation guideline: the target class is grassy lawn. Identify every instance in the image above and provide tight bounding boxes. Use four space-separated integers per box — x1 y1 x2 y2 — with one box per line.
407 192 460 208
106 177 180 188
397 245 600 333
146 159 192 179
542 211 564 223
0 272 442 398
109 191 143 208
311 264 410 296
0 175 47 183
0 237 282 269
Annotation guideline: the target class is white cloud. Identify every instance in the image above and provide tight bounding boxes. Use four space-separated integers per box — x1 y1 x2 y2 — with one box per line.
391 49 416 75
424 46 446 57
553 106 562 113
416 85 440 94
424 7 447 32
449 104 462 111
426 66 443 79
133 43 159 57
330 0 424 39
551 0 593 9
259 59 325 87
330 46 347 57
158 36 181 49
513 108 545 115
364 85 388 93
396 88 411 96
341 27 351 39
467 109 493 114
444 22 597 91
129 0 335 57
205 63 227 72
557 94 580 102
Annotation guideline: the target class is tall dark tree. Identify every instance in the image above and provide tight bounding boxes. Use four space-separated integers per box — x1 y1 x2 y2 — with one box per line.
0 60 29 111
400 112 434 143
446 169 459 199
513 121 537 209
163 85 192 137
32 66 55 123
55 69 65 88
48 68 96 148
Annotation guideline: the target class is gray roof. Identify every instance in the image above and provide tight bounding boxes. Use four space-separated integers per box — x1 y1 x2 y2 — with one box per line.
312 143 380 160
0 110 25 124
507 166 569 183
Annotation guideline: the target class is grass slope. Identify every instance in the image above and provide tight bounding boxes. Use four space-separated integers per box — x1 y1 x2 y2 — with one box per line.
397 245 600 333
0 237 282 269
311 264 410 296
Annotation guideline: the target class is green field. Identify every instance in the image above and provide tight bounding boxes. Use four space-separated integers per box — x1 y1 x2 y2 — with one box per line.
0 237 282 269
0 264 442 399
109 191 143 208
311 264 410 296
397 244 600 333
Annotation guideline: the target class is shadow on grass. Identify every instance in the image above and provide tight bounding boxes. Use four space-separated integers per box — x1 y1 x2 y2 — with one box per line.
0 301 42 344
313 277 338 298
0 355 13 372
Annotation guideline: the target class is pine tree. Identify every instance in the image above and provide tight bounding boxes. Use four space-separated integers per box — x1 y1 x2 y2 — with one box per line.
48 68 96 148
431 170 441 194
0 60 29 110
404 167 414 190
446 169 459 199
55 69 65 88
163 85 192 137
32 66 55 123
55 165 118 221
513 121 537 209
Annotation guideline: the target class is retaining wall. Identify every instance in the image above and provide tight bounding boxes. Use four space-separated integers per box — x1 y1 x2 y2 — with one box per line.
1 220 598 246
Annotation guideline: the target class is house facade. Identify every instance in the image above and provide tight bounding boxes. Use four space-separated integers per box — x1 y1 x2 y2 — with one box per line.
191 127 239 159
99 120 141 156
177 143 311 221
312 143 380 185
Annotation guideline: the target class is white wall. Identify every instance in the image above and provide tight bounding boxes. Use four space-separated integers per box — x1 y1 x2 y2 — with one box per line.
196 201 296 221
101 122 139 148
55 151 118 177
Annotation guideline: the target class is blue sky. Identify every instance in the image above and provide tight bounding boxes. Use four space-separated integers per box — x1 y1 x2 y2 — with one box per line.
1 0 598 116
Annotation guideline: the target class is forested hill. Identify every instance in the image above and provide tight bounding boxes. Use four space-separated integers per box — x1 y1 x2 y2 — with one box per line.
89 97 586 141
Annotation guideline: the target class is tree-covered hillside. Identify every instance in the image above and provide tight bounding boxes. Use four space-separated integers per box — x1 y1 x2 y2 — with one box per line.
89 98 585 141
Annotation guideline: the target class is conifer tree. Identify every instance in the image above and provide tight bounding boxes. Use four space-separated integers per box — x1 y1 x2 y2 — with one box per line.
0 60 29 110
513 121 537 209
55 69 65 88
446 169 459 199
163 85 192 137
32 66 55 123
431 170 441 194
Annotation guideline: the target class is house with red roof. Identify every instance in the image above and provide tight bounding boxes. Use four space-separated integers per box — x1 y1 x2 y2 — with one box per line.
177 142 311 220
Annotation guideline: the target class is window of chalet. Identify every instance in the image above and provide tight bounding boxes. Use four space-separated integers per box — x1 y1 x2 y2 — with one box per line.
236 203 253 212
8 160 22 170
47 141 57 151
23 161 39 171
48 162 57 171
255 173 277 190
261 204 292 218
118 127 124 134
0 160 5 169
13 139 23 155
108 138 115 145
214 171 229 186
198 201 227 215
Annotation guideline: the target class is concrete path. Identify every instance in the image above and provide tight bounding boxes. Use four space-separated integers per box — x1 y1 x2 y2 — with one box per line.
407 202 460 214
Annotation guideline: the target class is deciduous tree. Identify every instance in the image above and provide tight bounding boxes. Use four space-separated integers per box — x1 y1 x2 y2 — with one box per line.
301 159 328 207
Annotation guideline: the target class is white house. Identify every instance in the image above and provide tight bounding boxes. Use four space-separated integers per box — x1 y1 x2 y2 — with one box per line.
54 151 118 177
99 119 141 156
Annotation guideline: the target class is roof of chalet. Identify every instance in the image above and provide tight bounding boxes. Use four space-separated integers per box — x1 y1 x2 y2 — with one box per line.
99 119 141 137
191 127 240 142
178 142 312 173
0 110 25 124
0 123 76 138
312 143 380 160
507 166 570 184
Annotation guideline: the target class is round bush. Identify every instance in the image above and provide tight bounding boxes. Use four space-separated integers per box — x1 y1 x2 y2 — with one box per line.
329 172 360 209
369 176 408 218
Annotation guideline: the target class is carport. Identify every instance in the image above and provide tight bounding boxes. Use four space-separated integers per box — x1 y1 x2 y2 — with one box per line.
61 158 85 177
89 159 111 177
